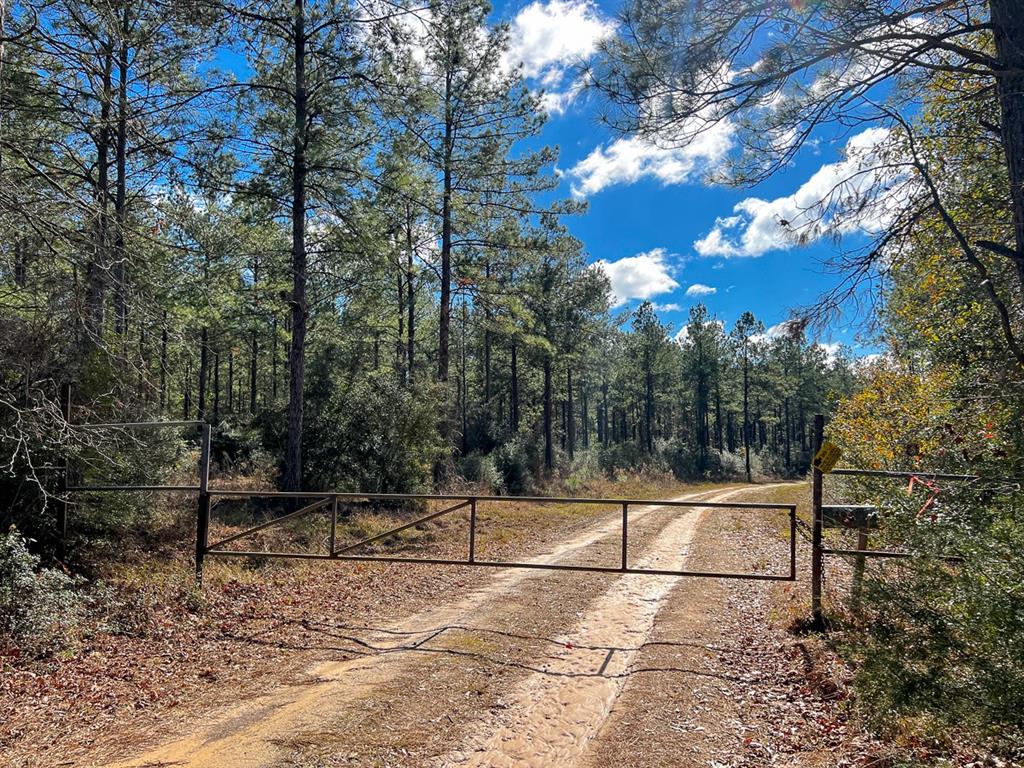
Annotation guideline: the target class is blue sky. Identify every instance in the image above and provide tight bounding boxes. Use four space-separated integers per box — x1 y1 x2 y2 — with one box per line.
492 0 882 356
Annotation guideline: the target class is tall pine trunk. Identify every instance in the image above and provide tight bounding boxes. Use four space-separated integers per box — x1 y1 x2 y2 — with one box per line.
159 313 168 411
566 367 575 458
644 368 654 454
438 68 454 387
284 0 308 492
543 356 553 471
742 347 751 482
990 0 1024 297
406 205 416 381
113 5 129 339
85 48 114 344
213 349 220 421
510 341 519 431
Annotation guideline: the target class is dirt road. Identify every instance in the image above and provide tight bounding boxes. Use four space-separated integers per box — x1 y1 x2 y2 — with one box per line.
105 484 801 768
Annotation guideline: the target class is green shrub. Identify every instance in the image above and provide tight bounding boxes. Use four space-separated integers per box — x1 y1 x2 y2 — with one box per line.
494 434 535 495
838 483 1024 754
565 449 601 493
301 371 445 493
598 440 661 475
0 528 83 657
458 451 504 493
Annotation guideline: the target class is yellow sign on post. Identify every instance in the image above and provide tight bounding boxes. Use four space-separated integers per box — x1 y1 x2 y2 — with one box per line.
812 440 842 473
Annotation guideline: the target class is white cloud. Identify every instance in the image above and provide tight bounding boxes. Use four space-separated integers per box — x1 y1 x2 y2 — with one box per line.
504 0 614 113
539 77 587 115
569 118 734 197
685 283 716 297
505 0 615 79
815 342 843 364
593 248 679 307
674 318 725 344
651 302 682 312
750 319 810 345
694 127 906 258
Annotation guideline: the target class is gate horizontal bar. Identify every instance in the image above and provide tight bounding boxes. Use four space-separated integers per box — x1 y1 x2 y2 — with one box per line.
821 546 963 562
831 468 980 481
204 550 795 580
75 420 205 429
205 489 795 509
67 484 201 492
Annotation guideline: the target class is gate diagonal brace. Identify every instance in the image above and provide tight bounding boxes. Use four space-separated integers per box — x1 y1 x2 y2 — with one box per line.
332 499 472 556
207 497 333 551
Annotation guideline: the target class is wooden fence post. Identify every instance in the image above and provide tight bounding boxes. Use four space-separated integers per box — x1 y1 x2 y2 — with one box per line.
195 423 211 583
811 413 825 629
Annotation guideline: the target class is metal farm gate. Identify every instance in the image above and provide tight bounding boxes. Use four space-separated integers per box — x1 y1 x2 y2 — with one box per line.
57 390 798 586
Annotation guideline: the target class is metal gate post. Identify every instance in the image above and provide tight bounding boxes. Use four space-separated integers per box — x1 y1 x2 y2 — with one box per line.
329 495 338 556
468 497 477 563
195 423 211 583
811 414 825 628
621 502 628 571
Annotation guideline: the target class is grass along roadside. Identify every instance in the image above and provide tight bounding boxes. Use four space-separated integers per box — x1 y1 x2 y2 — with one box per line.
1 473 732 768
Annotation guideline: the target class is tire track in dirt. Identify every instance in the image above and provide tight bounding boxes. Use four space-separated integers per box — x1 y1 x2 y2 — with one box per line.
431 485 786 768
105 486 741 768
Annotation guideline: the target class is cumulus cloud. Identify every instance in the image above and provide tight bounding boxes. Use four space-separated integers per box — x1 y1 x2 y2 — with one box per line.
675 318 725 344
651 302 682 312
685 283 717 297
693 127 906 258
751 319 809 345
505 0 614 79
504 0 615 113
568 118 734 197
593 248 679 307
815 342 843 364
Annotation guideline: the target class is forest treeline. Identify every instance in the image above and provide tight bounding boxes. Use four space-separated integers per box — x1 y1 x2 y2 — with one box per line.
3 0 1024 758
0 0 854 546
586 0 1024 753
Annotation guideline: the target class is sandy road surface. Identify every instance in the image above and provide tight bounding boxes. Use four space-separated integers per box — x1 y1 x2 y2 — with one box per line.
106 484 790 768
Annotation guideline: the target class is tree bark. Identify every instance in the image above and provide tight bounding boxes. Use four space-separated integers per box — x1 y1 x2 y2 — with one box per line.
510 341 519 431
159 313 168 411
566 367 575 458
396 255 405 381
85 47 114 344
113 4 130 338
227 348 233 413
460 301 468 455
197 327 208 421
990 0 1024 296
543 356 553 471
213 349 220 421
406 202 415 381
581 377 589 449
438 64 454 387
742 344 751 482
284 0 308 492
644 368 654 454
601 379 609 446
